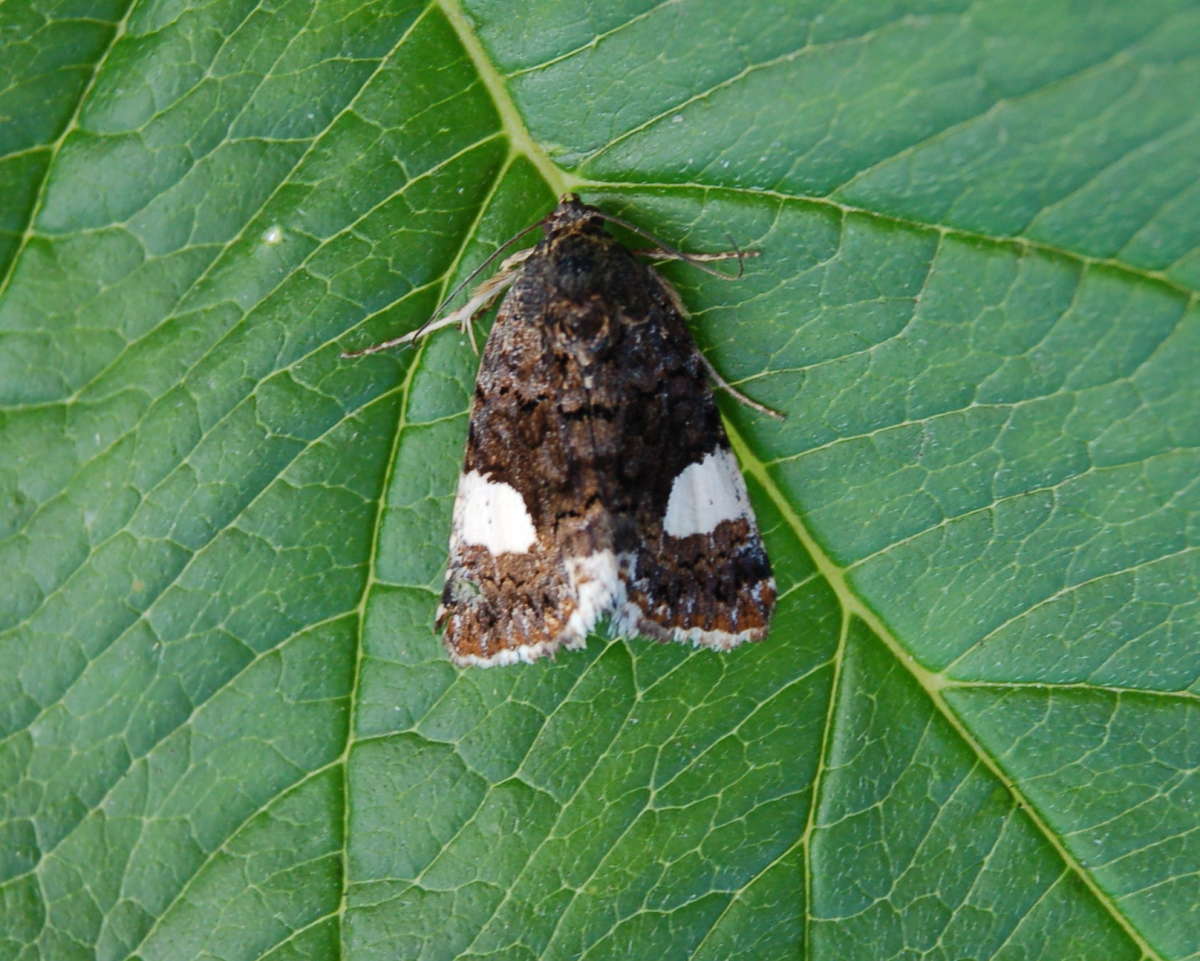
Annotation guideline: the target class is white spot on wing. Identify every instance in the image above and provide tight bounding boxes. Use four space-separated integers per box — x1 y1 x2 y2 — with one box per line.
452 470 536 554
663 448 752 538
563 550 627 640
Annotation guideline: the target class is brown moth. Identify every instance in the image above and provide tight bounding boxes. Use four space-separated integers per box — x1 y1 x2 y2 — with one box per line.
347 195 776 666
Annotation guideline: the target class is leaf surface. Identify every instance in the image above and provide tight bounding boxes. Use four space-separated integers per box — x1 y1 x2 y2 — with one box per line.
1 1 1197 959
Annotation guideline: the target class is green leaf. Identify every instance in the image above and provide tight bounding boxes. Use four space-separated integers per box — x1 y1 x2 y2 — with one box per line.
1 1 1196 959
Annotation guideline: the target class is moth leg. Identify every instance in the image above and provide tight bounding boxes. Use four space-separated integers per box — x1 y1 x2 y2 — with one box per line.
450 247 535 354
634 247 750 263
697 350 784 421
635 241 759 281
341 247 535 358
648 269 784 421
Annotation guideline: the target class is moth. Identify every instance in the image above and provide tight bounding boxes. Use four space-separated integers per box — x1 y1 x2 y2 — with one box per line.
346 195 777 666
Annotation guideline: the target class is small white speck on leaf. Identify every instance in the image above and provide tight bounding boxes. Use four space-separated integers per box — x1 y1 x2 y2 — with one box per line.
262 225 284 245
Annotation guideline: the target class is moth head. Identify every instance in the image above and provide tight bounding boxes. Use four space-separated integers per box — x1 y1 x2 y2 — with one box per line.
544 194 606 237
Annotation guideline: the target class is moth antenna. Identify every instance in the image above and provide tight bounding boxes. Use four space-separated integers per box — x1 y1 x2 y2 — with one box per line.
593 210 755 280
341 218 543 358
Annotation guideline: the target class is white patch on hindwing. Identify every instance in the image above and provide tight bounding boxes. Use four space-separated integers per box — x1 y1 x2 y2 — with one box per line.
662 447 752 538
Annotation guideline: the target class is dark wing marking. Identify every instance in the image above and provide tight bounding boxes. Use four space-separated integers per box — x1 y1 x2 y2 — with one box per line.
588 261 775 650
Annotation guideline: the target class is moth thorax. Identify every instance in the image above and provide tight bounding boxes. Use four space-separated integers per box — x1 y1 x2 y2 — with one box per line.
570 293 612 331
551 236 607 300
561 299 615 365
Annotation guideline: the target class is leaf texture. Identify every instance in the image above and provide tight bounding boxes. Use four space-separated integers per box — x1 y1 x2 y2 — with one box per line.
1 1 1197 959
